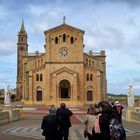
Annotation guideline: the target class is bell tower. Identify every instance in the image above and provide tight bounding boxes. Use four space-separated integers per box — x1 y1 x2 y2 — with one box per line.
16 20 28 99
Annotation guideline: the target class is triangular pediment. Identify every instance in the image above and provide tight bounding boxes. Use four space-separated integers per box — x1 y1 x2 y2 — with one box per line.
44 23 85 35
51 67 78 76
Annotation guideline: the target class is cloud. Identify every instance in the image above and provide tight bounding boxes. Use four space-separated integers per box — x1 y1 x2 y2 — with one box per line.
0 5 9 20
0 41 16 56
107 77 140 95
136 60 140 65
93 0 140 8
27 3 62 18
125 17 137 27
85 25 124 50
28 4 46 16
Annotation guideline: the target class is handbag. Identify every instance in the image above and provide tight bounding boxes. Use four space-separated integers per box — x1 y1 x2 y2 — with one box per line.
84 127 88 138
84 114 89 137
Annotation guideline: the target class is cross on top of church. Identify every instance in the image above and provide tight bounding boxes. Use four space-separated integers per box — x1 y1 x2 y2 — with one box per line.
63 16 66 24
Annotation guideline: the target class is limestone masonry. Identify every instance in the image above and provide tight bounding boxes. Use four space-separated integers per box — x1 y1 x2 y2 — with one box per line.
16 20 107 105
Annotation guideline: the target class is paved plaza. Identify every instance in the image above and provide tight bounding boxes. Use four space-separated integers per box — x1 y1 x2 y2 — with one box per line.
0 105 140 140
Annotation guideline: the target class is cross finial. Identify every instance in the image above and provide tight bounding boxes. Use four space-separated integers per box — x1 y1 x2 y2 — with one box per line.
63 16 66 24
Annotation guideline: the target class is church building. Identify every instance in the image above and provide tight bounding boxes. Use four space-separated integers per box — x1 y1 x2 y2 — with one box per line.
16 19 107 105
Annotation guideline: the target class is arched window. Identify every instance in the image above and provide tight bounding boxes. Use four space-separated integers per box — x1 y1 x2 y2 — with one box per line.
38 60 40 66
90 74 93 81
86 59 88 66
92 61 94 68
89 60 91 66
40 74 43 81
86 74 89 81
35 61 37 67
55 37 58 44
70 37 74 44
63 34 66 42
36 74 39 81
41 59 43 65
21 37 24 41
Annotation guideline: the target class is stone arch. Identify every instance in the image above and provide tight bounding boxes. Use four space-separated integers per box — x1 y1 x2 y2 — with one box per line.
59 79 71 99
86 86 93 101
87 90 93 101
36 86 43 101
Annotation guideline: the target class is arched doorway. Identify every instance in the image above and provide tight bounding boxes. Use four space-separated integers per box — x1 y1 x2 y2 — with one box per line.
37 91 42 101
36 86 43 101
87 90 93 101
59 80 70 99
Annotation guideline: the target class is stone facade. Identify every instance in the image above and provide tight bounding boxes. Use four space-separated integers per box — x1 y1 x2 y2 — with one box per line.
16 21 107 106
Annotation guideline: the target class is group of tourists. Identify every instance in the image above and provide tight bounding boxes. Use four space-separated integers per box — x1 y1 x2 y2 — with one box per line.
84 100 126 140
41 100 126 140
41 102 73 140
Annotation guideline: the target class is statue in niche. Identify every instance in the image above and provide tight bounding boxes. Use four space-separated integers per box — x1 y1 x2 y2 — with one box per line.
4 85 11 106
127 84 135 107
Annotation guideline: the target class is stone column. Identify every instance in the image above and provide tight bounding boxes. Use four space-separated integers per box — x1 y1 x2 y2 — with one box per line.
96 71 101 102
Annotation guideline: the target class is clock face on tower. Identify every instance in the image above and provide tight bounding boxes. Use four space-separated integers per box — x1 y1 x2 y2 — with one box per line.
59 47 70 57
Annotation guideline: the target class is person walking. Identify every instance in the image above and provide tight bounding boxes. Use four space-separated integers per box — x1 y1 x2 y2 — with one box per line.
41 105 58 140
92 100 126 140
56 102 73 140
92 101 116 140
113 101 124 124
84 106 97 140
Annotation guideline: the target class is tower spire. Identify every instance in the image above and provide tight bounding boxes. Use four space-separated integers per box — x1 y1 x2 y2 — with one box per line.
63 16 66 24
20 20 26 32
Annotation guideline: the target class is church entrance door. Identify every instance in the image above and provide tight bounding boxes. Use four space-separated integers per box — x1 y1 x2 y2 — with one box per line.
37 91 42 101
87 90 93 101
59 80 70 99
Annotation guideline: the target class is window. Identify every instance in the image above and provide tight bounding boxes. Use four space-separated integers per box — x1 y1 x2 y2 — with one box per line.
86 74 89 81
63 34 66 42
55 37 58 44
40 74 43 81
38 60 40 66
92 61 94 68
21 37 24 41
89 60 91 66
41 59 43 65
36 74 39 81
86 59 88 66
35 61 37 67
90 74 93 81
20 46 24 51
70 37 74 44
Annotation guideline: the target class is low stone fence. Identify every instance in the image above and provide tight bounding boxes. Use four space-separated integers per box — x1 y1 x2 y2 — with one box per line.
123 107 140 123
131 111 140 122
0 111 9 125
0 106 23 126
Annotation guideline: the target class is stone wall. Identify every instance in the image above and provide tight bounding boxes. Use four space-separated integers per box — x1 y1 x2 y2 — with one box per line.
0 108 23 126
131 111 140 122
13 110 21 121
123 107 140 123
0 112 9 125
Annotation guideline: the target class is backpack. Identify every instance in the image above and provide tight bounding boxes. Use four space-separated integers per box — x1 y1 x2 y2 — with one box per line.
109 118 126 140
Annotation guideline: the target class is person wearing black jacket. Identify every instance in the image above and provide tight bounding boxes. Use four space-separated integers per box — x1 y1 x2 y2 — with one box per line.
41 105 58 140
92 101 119 140
113 101 124 124
56 102 73 140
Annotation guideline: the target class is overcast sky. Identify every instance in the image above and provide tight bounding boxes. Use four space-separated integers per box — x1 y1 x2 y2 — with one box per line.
0 0 140 95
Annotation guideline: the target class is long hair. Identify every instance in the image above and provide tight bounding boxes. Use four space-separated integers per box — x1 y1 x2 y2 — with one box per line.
98 101 116 119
